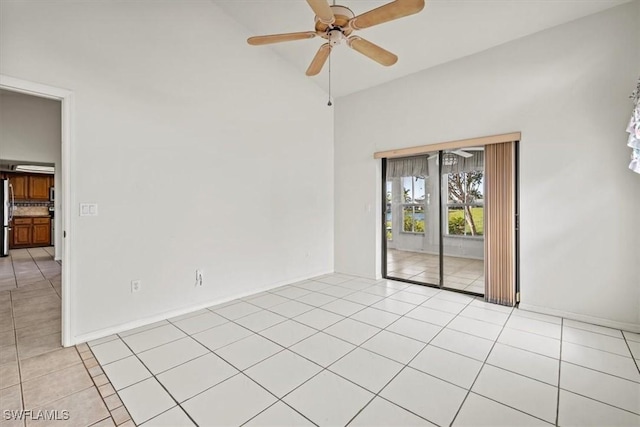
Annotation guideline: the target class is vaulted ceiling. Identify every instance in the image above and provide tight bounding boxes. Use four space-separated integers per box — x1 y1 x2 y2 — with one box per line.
213 0 629 97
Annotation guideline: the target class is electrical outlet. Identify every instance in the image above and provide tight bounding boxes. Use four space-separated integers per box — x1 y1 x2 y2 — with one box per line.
195 269 203 287
131 280 141 293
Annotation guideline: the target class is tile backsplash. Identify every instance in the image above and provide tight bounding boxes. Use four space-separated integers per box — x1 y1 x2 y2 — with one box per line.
13 206 50 216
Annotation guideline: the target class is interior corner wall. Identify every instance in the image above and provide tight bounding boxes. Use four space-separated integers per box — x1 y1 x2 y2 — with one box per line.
334 2 640 328
0 0 334 340
0 93 63 259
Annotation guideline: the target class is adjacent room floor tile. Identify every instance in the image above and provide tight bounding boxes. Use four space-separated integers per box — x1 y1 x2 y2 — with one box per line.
245 350 322 398
453 392 549 426
182 374 276 426
118 378 175 425
472 365 558 423
157 353 238 403
380 367 467 426
284 370 373 426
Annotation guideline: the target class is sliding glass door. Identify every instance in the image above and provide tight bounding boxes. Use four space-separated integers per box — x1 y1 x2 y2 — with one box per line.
383 148 485 296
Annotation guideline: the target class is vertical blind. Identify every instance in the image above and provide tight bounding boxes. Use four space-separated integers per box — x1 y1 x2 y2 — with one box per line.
484 142 517 306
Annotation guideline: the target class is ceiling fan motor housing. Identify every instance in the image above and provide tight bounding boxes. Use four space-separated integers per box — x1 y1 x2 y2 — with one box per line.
315 5 355 42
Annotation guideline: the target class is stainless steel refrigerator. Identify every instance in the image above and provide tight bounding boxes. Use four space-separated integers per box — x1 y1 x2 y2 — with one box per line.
1 179 13 257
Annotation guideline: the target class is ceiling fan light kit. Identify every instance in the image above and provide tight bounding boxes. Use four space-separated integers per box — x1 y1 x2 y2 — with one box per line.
246 0 426 76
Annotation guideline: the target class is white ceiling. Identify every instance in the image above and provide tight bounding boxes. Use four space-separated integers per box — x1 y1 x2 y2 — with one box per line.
213 0 629 97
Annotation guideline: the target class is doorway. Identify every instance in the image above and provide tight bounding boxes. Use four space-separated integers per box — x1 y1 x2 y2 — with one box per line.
0 74 73 345
383 148 486 296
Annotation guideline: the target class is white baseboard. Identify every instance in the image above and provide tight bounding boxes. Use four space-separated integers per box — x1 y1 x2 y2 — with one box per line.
518 303 640 333
71 269 334 346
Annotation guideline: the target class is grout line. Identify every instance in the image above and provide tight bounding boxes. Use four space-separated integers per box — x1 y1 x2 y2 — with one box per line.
621 334 640 375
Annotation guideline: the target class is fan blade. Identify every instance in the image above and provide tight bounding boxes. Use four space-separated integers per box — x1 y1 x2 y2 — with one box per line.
347 36 397 66
349 0 425 30
247 32 317 46
306 0 335 25
452 149 473 158
306 44 332 76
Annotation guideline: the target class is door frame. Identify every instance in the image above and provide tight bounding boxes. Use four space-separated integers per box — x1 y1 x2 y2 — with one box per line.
0 74 74 346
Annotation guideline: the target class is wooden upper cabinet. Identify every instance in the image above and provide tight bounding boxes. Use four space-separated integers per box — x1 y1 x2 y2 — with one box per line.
28 175 50 200
9 175 28 200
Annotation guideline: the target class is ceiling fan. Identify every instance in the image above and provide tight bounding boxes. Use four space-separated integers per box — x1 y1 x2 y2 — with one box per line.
247 0 426 76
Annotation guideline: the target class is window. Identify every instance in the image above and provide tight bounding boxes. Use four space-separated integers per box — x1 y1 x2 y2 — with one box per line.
385 181 393 240
446 171 484 236
402 176 425 233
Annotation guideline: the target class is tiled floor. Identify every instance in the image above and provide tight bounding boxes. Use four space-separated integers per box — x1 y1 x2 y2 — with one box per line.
0 248 129 427
387 249 484 294
89 273 640 426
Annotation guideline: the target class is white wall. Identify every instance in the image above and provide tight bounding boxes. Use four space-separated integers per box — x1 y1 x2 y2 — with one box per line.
0 0 334 340
335 2 640 329
0 91 62 258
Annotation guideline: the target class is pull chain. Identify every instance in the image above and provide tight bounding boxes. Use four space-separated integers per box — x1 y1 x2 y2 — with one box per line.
327 54 332 107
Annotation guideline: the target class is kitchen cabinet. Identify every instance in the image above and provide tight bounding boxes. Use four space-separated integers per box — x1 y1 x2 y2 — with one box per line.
11 217 51 248
4 173 52 200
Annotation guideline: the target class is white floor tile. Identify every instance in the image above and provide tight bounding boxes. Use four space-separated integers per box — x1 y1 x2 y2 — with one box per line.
235 310 287 333
141 406 195 427
487 343 559 386
192 322 253 351
511 309 562 325
351 307 400 328
506 316 561 340
91 339 132 365
469 299 514 314
372 298 416 315
284 370 373 427
410 345 483 389
342 291 384 306
561 342 640 382
388 291 430 305
137 337 208 374
321 299 366 317
432 291 474 305
314 275 352 285
215 334 283 370
563 326 631 357
245 350 322 398
103 356 151 390
431 329 494 361
498 328 560 359
350 397 436 426
386 317 442 343
330 348 403 393
122 324 186 353
268 300 315 318
362 285 400 297
248 293 290 308
171 312 227 335
558 389 640 427
168 310 209 324
214 301 263 320
563 319 623 338
272 287 312 300
296 292 337 307
380 367 467 426
628 340 640 360
290 332 355 367
317 285 357 298
560 362 640 414
421 298 467 315
361 330 425 364
88 334 119 347
245 402 314 426
324 318 380 346
259 320 316 347
118 321 171 338
403 285 440 297
459 306 510 326
453 393 549 426
182 374 276 426
293 308 344 330
624 331 640 343
118 378 176 425
447 316 503 341
472 365 558 423
405 306 456 327
157 353 237 403
294 281 332 292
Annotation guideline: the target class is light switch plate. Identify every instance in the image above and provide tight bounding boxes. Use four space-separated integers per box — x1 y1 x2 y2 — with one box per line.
79 203 98 216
